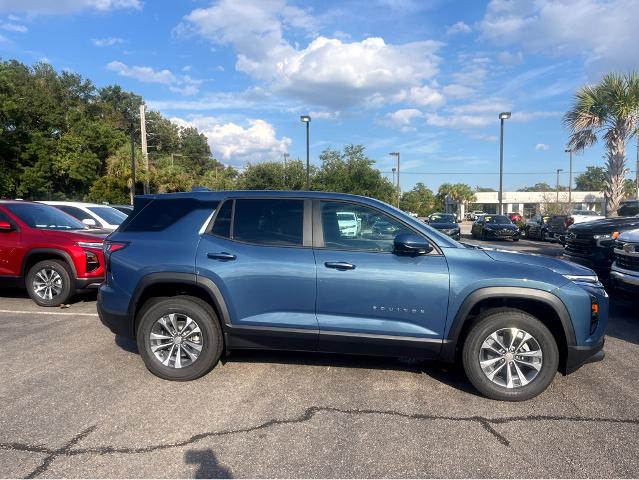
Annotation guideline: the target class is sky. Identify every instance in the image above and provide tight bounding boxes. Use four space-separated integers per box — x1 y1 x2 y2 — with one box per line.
1 0 638 192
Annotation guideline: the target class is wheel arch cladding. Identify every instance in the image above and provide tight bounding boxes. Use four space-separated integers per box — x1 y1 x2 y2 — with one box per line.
22 249 77 278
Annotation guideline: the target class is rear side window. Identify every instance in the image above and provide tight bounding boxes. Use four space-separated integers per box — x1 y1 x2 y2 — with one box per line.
232 199 303 246
211 200 232 238
121 198 218 232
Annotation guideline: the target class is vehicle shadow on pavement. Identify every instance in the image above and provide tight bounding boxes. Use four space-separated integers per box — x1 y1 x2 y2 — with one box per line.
184 448 233 478
115 335 139 354
607 295 639 346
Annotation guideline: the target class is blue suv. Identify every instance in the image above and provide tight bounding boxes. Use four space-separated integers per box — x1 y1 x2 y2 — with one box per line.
98 191 607 401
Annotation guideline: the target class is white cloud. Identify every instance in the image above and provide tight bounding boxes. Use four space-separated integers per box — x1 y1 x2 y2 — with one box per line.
92 37 124 47
0 0 142 14
496 50 523 65
391 84 445 107
442 84 476 99
382 108 424 132
1 22 27 32
178 0 442 108
171 116 291 165
478 0 639 74
447 21 471 35
106 61 201 96
535 143 550 151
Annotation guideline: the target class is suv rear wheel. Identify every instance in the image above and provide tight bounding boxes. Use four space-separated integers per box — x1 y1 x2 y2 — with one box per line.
26 259 74 307
137 296 223 381
462 308 558 401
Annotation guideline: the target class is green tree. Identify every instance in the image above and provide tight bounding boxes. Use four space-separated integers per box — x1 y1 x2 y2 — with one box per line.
564 72 639 216
624 178 637 199
574 166 606 191
400 183 436 216
238 160 308 190
436 183 476 212
475 186 496 192
314 145 395 203
517 182 564 192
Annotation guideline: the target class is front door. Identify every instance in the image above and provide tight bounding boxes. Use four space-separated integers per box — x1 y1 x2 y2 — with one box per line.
313 200 450 358
196 198 318 351
0 209 22 278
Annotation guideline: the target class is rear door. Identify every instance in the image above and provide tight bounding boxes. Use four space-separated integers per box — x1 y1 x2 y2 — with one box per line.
312 199 450 358
196 197 318 350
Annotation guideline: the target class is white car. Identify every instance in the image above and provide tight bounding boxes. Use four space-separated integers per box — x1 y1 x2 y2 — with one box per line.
39 201 127 231
566 209 604 227
337 211 359 237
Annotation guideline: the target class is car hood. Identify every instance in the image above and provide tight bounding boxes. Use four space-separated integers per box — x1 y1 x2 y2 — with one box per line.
40 229 109 243
483 223 518 230
480 246 595 276
429 222 458 229
618 228 639 242
568 216 639 234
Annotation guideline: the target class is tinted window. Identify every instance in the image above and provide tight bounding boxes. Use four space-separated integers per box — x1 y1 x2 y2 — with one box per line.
121 198 219 232
87 206 127 225
211 200 232 238
429 213 456 222
5 203 86 230
58 205 93 222
320 201 414 252
232 199 303 246
484 215 512 224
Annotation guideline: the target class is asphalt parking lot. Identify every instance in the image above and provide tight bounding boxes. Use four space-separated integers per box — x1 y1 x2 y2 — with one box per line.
1 233 638 478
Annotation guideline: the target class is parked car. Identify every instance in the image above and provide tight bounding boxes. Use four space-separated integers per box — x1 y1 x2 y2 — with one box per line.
110 204 134 215
425 213 460 240
565 209 604 229
40 201 127 231
469 210 485 221
337 211 359 237
564 215 639 275
610 229 639 293
618 200 639 217
0 201 106 306
524 215 549 241
371 217 400 239
98 191 607 401
508 212 522 223
471 214 520 241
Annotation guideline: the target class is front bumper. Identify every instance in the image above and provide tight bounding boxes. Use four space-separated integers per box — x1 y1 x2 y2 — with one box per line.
564 338 605 374
485 229 519 239
610 265 639 293
75 277 104 291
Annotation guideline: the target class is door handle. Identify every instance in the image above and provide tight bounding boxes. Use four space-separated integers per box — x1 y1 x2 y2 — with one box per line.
207 252 236 261
324 261 356 270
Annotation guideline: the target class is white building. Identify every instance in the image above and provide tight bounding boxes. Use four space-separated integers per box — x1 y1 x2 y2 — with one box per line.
445 191 605 219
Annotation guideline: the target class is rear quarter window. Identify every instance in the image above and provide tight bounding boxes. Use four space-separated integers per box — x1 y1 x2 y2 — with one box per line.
119 198 219 232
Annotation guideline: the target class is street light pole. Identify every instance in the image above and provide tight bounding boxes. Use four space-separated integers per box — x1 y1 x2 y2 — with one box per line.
556 168 563 203
283 153 290 188
392 167 396 186
565 148 573 207
130 120 136 206
389 152 400 207
300 115 311 190
498 112 511 215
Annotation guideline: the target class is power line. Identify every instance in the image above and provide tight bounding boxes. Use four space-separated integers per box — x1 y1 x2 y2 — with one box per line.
381 170 638 175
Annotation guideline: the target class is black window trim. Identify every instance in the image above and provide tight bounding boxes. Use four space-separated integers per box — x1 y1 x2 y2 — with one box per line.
205 196 312 249
311 198 443 256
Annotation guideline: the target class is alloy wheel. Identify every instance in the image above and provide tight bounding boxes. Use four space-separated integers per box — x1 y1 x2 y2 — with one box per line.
32 268 63 301
149 313 204 368
478 328 543 388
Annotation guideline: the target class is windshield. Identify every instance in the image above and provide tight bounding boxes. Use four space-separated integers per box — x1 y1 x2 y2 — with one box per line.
573 210 598 216
429 213 456 223
5 203 86 230
484 215 512 225
87 206 127 225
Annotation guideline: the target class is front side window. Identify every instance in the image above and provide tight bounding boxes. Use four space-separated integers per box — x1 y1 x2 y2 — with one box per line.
232 199 304 246
59 205 93 222
5 203 86 230
320 201 414 252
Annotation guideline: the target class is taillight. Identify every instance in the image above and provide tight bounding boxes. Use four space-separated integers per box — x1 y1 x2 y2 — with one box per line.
103 241 128 272
565 217 574 228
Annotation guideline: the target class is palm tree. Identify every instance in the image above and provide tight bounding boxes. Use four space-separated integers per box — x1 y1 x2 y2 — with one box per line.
564 72 639 216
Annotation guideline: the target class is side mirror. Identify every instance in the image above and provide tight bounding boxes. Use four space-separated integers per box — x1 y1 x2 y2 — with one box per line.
82 218 97 227
0 221 15 232
394 233 433 256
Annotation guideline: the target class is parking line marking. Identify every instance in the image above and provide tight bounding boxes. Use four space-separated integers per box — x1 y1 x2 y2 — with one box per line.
0 309 98 317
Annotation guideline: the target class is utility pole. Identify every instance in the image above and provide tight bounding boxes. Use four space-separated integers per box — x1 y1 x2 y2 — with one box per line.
140 105 149 194
283 153 290 187
130 120 136 205
392 167 396 186
389 152 400 208
300 116 311 190
498 112 511 215
565 148 573 207
556 168 563 204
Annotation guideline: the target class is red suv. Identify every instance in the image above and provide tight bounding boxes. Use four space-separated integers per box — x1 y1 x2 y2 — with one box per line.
0 201 107 306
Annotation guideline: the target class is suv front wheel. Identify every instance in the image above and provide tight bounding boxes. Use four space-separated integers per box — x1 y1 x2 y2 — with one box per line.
26 259 74 307
462 308 559 401
137 296 223 381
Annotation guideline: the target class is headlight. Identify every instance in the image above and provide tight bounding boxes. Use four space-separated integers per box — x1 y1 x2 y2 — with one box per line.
76 241 103 249
593 232 619 240
563 274 601 285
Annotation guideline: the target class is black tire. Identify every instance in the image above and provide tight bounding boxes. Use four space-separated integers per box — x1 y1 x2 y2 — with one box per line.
462 308 559 401
26 259 74 307
481 230 487 241
136 296 223 381
542 231 548 242
512 237 519 242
